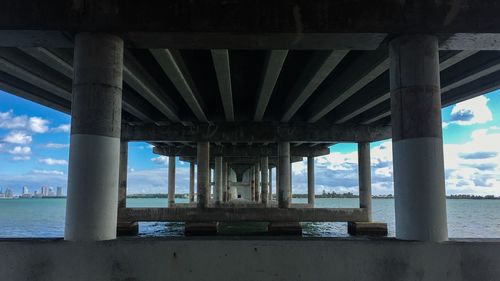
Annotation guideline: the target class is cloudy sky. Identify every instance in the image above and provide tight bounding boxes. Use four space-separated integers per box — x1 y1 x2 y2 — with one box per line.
0 90 499 196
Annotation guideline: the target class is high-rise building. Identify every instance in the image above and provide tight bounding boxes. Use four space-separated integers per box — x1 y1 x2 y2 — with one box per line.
22 186 29 195
4 188 13 198
56 187 63 197
41 186 49 197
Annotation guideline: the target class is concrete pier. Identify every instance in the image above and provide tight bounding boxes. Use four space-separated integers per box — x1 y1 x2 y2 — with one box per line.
117 141 138 236
254 162 261 202
222 160 228 202
168 156 176 207
269 168 273 201
390 34 448 242
261 157 269 205
214 156 223 204
197 142 210 208
307 156 315 206
64 33 124 241
358 142 371 221
278 142 291 208
189 162 195 202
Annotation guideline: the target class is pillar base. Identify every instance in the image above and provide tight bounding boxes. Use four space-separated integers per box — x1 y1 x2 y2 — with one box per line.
347 222 388 236
117 221 139 236
268 222 302 236
185 222 218 236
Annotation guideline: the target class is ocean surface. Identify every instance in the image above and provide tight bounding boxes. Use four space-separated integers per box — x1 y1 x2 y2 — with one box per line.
1 198 499 238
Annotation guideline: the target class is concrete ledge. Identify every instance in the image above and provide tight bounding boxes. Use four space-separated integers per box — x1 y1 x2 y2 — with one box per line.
116 221 139 236
119 207 367 222
2 238 500 281
347 222 388 236
185 222 218 236
268 222 303 236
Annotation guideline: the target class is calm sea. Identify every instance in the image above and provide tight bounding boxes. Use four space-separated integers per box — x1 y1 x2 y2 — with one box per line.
0 198 499 238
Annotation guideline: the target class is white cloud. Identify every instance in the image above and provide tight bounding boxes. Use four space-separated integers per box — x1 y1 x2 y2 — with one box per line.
449 96 493 126
3 131 32 144
45 143 69 149
29 117 49 133
12 156 31 161
39 158 68 165
8 146 31 155
151 155 169 165
0 110 50 133
32 169 64 176
52 124 70 133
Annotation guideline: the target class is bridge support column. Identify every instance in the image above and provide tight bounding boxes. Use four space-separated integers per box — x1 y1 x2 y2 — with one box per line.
168 156 176 207
307 156 315 207
278 142 291 208
214 156 223 204
348 142 387 236
261 157 269 205
269 167 273 202
189 162 195 202
197 142 210 208
117 141 138 236
65 33 124 241
390 34 447 242
255 161 261 202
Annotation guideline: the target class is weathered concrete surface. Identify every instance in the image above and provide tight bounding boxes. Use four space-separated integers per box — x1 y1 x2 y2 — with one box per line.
1 238 500 281
3 0 500 49
347 222 388 236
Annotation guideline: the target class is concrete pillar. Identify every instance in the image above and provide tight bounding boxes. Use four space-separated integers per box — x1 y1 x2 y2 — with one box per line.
222 160 228 202
390 34 447 242
251 166 256 201
261 157 269 205
118 141 128 210
278 142 291 208
289 160 293 201
197 142 210 208
168 156 176 207
269 167 273 202
358 142 372 221
65 33 123 241
189 162 195 202
307 156 315 207
214 156 223 204
255 162 261 202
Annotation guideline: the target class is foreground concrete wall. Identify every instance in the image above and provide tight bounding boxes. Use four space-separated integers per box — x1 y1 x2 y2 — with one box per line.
1 238 499 281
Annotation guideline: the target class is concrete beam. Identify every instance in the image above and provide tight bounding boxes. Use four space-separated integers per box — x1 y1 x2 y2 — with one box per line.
123 51 180 122
254 50 288 121
4 1 500 50
281 50 348 122
307 50 389 123
153 145 330 157
150 49 208 122
211 49 234 121
121 123 391 142
119 207 368 222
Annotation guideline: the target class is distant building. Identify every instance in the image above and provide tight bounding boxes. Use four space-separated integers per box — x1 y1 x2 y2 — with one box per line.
22 186 29 195
41 186 49 197
56 187 63 197
48 187 55 197
4 188 13 198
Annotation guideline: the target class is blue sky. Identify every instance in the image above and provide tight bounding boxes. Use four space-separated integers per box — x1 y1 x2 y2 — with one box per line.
0 90 499 196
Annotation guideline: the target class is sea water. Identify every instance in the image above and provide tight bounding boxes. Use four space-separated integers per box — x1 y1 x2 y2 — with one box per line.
0 198 499 238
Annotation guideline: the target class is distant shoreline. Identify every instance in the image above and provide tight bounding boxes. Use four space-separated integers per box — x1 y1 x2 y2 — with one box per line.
4 194 499 200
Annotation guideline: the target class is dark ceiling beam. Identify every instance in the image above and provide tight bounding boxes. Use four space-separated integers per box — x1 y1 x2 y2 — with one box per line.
0 71 71 114
281 50 348 122
0 48 71 100
153 145 330 157
211 49 234 122
3 1 500 50
19 47 157 123
123 51 181 123
150 49 208 122
121 123 391 143
179 156 304 165
343 50 484 124
307 50 389 123
254 50 288 121
442 69 500 107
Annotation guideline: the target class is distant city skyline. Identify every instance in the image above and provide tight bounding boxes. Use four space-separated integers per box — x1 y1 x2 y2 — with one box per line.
0 90 499 196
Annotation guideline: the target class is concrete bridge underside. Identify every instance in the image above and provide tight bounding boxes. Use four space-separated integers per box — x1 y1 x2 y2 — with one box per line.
1 1 500 280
